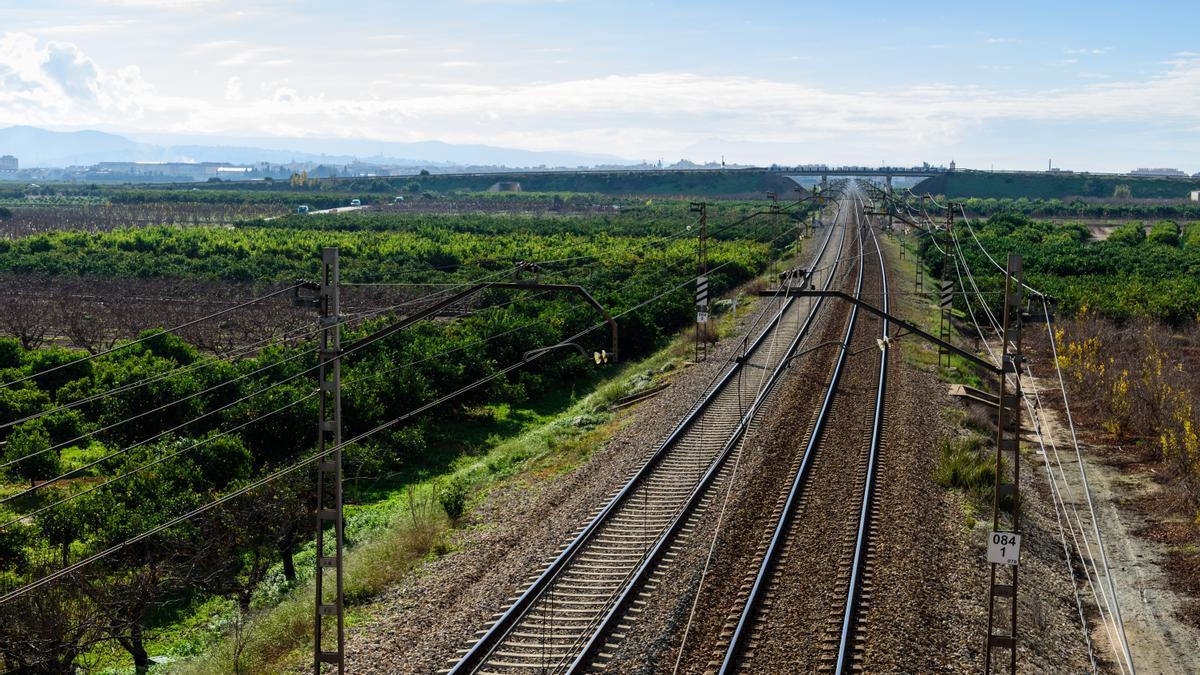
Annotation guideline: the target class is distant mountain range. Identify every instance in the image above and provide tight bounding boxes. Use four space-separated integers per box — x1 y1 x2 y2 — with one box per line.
0 126 637 169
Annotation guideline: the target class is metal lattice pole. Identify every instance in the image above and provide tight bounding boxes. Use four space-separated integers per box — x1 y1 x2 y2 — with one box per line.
313 247 344 674
938 205 955 368
985 254 1023 675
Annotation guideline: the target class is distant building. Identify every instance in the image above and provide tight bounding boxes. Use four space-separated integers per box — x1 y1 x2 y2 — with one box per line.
488 181 522 192
92 161 252 181
1191 190 1200 202
0 155 16 172
949 160 956 171
1130 167 1187 177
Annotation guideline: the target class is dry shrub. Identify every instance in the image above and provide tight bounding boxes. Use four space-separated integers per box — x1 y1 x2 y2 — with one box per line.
696 320 720 344
1054 313 1200 505
741 277 769 296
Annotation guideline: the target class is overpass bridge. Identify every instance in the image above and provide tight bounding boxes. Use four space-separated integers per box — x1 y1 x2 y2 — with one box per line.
783 167 949 191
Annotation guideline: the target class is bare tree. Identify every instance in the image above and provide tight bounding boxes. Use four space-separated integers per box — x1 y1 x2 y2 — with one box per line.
0 573 110 674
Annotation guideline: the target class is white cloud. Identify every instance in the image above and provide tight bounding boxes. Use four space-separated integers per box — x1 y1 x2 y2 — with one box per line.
191 40 241 51
95 0 224 8
1064 47 1112 55
217 47 285 66
224 76 242 101
2 32 1200 164
38 20 140 34
0 32 154 123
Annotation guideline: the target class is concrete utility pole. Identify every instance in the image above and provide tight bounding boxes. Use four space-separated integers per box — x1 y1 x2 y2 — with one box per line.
985 254 1024 675
692 202 709 363
313 247 345 674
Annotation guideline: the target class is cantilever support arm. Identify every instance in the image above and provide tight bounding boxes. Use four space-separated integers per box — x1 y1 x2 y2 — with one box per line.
491 282 619 362
874 209 928 232
756 289 1001 375
343 279 619 363
343 282 498 352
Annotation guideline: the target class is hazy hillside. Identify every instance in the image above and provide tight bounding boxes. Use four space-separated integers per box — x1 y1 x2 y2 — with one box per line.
0 126 637 169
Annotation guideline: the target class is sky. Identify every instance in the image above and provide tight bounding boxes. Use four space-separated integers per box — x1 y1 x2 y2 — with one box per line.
1 0 1199 171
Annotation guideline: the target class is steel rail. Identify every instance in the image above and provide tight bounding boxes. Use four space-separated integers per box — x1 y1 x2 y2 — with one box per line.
718 191 875 674
564 200 852 673
450 198 845 675
833 192 890 672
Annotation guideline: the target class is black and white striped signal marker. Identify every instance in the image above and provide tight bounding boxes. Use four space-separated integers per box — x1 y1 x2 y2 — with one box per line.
940 280 955 309
695 275 709 307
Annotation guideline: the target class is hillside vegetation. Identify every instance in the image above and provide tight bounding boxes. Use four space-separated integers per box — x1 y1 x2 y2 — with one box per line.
915 170 1200 200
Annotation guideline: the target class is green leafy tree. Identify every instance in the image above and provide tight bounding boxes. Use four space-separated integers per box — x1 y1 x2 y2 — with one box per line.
1107 221 1146 246
1148 220 1181 247
23 347 92 394
35 502 83 566
4 419 57 486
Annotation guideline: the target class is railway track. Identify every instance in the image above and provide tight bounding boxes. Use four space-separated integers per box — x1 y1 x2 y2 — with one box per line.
716 190 890 674
447 195 854 674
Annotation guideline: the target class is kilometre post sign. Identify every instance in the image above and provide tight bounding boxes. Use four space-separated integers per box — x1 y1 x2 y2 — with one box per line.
987 531 1021 566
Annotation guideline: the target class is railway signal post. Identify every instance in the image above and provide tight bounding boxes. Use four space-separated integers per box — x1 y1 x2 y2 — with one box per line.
313 247 345 673
692 202 709 362
985 253 1024 675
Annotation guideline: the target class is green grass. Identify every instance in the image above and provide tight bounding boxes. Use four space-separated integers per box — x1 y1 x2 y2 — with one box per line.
881 231 985 388
150 169 802 199
934 435 995 500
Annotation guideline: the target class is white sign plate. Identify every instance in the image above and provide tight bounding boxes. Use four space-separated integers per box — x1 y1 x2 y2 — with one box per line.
987 531 1021 566
696 311 709 324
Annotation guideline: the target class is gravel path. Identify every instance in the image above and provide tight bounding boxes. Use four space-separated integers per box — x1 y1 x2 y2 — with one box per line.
1018 361 1200 673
